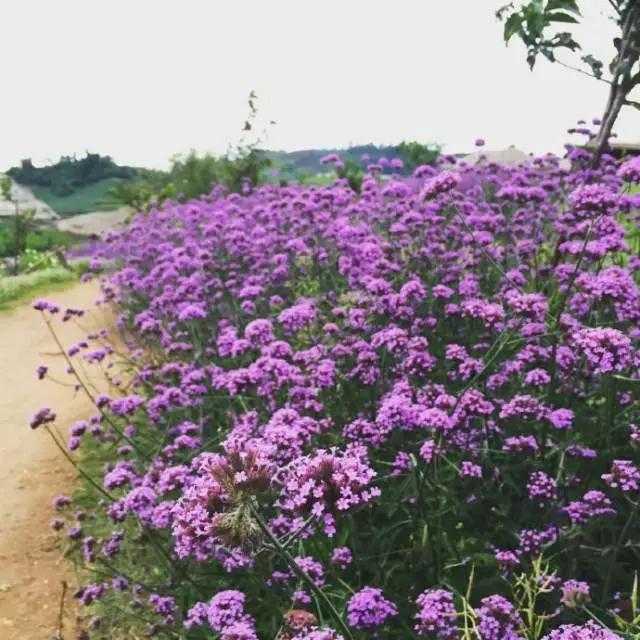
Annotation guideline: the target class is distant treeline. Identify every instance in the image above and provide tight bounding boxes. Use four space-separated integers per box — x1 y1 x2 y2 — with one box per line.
7 154 139 197
268 142 440 176
111 142 440 211
5 143 440 214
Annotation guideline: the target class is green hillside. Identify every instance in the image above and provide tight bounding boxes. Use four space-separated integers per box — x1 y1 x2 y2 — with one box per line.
30 177 125 216
6 154 139 216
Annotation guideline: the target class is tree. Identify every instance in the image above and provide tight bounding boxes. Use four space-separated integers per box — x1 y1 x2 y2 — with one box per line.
1 175 37 274
497 0 640 163
396 141 441 171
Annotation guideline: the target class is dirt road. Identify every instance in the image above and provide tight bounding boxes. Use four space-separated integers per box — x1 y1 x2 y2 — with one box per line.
0 280 114 639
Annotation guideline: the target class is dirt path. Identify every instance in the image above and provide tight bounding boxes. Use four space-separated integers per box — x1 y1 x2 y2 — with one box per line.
56 208 132 236
0 280 114 639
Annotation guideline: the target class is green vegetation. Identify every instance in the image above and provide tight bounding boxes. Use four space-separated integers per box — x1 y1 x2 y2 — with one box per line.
5 153 139 215
7 153 137 196
110 149 271 211
337 158 365 192
396 140 441 170
0 176 37 274
111 93 273 210
0 264 86 310
31 177 126 216
268 141 441 182
0 221 81 258
0 175 83 283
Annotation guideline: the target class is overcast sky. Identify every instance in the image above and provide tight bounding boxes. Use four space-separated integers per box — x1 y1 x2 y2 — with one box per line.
1 1 635 170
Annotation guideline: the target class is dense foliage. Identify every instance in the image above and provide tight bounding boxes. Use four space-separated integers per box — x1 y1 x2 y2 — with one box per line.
7 154 137 197
0 223 80 259
111 149 272 211
34 135 640 639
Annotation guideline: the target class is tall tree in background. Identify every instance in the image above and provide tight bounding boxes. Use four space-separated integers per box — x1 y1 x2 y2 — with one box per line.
497 0 640 163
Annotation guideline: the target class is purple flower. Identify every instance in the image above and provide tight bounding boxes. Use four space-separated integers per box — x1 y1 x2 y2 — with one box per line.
460 460 482 479
527 471 558 504
420 172 460 199
278 301 316 333
563 490 616 525
542 622 621 640
618 156 640 183
30 407 56 429
278 445 380 536
207 590 249 632
573 327 632 375
569 184 620 214
548 408 574 430
148 593 176 624
475 595 522 640
560 580 590 608
414 589 458 638
220 620 259 640
33 299 60 313
244 319 275 346
602 460 640 492
52 495 71 510
330 546 352 569
346 587 397 630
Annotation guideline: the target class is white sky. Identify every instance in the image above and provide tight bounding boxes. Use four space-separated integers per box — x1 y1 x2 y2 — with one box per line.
1 0 636 170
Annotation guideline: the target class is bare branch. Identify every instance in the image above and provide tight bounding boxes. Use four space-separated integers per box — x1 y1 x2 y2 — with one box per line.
556 58 612 84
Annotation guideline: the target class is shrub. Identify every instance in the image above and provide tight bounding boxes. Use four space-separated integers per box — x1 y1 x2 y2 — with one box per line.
397 140 441 171
34 141 640 639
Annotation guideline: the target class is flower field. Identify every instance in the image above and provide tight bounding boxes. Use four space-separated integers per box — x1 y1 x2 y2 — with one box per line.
34 145 640 639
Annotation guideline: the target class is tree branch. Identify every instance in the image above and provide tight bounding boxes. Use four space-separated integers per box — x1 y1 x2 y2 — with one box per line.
556 58 612 84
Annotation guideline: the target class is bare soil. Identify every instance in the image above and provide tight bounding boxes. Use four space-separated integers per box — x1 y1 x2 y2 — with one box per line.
56 208 132 236
0 280 114 639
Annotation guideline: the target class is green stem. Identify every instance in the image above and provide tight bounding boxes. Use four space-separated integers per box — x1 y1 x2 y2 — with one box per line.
42 314 149 461
249 502 354 640
44 425 115 501
600 502 639 607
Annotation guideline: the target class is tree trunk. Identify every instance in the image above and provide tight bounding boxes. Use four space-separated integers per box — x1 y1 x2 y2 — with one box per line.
591 2 640 166
592 82 627 164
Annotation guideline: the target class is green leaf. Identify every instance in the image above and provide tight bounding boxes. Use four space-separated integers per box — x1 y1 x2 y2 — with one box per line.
582 54 604 79
503 13 524 41
525 7 546 38
546 0 581 15
547 11 579 23
553 32 581 51
542 47 556 62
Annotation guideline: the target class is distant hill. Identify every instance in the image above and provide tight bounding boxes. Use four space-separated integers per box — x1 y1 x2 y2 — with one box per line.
3 143 441 215
6 154 140 216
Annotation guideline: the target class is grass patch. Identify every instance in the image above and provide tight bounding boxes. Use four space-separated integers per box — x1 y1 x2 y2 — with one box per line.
0 265 85 310
67 435 167 638
31 178 127 216
0 222 84 257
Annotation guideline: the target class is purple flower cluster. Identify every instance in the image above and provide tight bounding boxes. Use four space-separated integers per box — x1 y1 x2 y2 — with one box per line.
37 143 640 638
346 587 397 630
185 590 257 638
414 589 458 639
542 622 621 640
475 595 522 640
